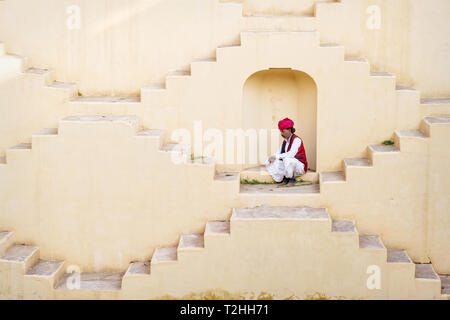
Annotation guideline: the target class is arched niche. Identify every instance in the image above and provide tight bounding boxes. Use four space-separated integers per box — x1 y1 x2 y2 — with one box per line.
242 68 317 171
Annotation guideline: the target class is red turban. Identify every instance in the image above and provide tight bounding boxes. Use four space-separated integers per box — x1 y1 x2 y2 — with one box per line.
278 118 294 130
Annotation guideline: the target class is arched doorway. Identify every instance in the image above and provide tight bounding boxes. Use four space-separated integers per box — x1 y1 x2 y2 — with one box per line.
242 68 317 171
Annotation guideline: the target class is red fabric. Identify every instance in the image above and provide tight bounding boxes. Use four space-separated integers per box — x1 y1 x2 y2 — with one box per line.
278 118 294 130
283 134 308 172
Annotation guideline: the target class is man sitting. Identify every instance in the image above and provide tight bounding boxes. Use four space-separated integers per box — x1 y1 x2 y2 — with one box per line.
266 118 308 187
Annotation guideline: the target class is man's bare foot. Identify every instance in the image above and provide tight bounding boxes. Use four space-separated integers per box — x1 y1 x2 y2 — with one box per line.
286 178 297 187
277 178 289 188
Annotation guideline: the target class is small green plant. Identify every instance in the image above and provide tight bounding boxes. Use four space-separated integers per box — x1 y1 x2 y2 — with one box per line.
241 178 275 185
190 153 206 161
294 181 313 187
382 140 394 145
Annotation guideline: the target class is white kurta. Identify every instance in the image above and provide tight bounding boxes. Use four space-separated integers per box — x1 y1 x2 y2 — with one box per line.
265 135 306 182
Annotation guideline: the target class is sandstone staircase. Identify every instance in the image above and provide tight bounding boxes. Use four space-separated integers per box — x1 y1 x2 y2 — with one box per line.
0 0 449 300
0 114 449 299
241 116 450 194
0 206 447 300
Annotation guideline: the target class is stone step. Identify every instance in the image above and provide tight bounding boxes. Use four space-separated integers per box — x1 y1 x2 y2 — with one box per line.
151 247 177 265
423 116 450 125
320 171 345 184
344 58 370 75
368 145 400 165
0 244 40 271
239 182 320 195
161 143 190 154
396 85 418 92
33 128 58 137
420 116 450 137
387 249 412 263
68 96 141 111
394 130 429 152
368 144 400 154
46 81 77 95
9 143 32 150
395 130 427 139
421 99 450 117
414 264 439 280
1 54 28 72
344 158 371 168
178 234 204 251
204 221 230 237
216 44 243 62
136 129 165 149
137 129 165 138
359 235 385 250
320 43 341 48
24 68 54 85
190 58 217 76
370 71 395 78
56 272 123 291
70 96 140 104
125 261 151 276
240 30 320 48
421 98 450 106
232 206 329 220
59 115 141 137
240 165 318 183
243 15 317 32
332 220 356 234
26 259 64 277
343 158 371 180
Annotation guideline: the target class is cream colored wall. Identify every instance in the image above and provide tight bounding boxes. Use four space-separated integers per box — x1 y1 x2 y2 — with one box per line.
0 0 242 95
0 0 448 96
424 121 450 273
159 31 396 173
0 114 448 273
0 116 238 271
0 0 449 294
0 56 75 154
317 0 450 98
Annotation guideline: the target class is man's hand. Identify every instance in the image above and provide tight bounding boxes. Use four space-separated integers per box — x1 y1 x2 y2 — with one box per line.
268 156 276 163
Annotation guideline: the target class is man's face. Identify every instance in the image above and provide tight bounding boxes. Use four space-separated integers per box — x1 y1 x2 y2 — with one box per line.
280 129 291 139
